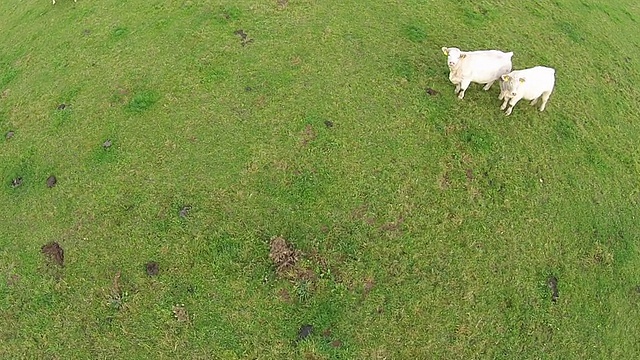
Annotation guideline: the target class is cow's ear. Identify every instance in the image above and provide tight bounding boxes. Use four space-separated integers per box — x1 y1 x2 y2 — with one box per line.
459 54 466 59
519 78 526 83
441 47 448 55
501 74 510 81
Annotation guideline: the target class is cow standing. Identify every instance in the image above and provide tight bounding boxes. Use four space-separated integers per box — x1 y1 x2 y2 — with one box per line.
442 47 514 100
499 66 556 116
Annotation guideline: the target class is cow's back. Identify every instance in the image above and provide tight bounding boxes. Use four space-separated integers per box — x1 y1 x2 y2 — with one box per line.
456 50 513 83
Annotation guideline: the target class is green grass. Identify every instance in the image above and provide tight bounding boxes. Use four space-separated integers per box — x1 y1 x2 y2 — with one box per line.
1 0 640 358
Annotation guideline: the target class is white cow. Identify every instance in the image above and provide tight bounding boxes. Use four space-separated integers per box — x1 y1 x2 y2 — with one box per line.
442 47 513 100
52 0 77 4
499 66 556 116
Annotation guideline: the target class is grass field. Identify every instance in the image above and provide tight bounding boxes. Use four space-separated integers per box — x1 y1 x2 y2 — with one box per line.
1 0 640 358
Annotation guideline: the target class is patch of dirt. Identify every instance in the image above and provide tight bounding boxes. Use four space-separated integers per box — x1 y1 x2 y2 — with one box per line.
277 0 288 10
547 276 559 302
269 236 300 275
41 242 64 266
438 171 451 190
1 89 9 98
300 124 317 147
381 216 404 234
331 340 343 348
363 277 375 296
291 56 302 66
107 272 129 310
145 261 159 276
46 175 57 188
6 273 20 286
111 271 122 296
350 203 367 219
277 288 293 303
172 304 189 322
465 168 474 181
255 95 267 108
5 131 14 140
444 124 463 136
425 87 439 96
351 203 376 224
322 328 331 337
234 29 254 46
11 177 23 188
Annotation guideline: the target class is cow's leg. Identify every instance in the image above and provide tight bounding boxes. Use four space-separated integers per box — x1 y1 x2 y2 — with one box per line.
500 97 510 110
454 82 461 94
505 96 522 116
530 97 539 106
457 79 471 99
539 91 551 111
483 81 495 91
53 0 55 4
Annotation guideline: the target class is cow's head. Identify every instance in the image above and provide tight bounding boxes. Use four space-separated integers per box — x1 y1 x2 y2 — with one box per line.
442 47 465 68
501 74 526 97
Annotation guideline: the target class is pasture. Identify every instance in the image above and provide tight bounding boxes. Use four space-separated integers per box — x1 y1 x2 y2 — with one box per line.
1 0 640 358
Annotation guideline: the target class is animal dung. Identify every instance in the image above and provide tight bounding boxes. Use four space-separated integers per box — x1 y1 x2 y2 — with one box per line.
47 175 57 188
5 131 14 140
11 177 23 188
425 87 439 96
102 139 112 149
296 324 313 342
547 276 559 302
179 205 192 218
57 103 67 110
145 261 159 276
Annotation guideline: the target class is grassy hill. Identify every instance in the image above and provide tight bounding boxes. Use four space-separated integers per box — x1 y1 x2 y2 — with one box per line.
1 0 639 358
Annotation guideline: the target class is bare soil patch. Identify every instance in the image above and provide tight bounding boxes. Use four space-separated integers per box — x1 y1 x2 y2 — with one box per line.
300 124 317 147
465 168 474 181
363 277 375 296
269 236 300 275
234 29 254 46
145 261 159 276
172 304 190 322
41 242 64 266
381 216 404 234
